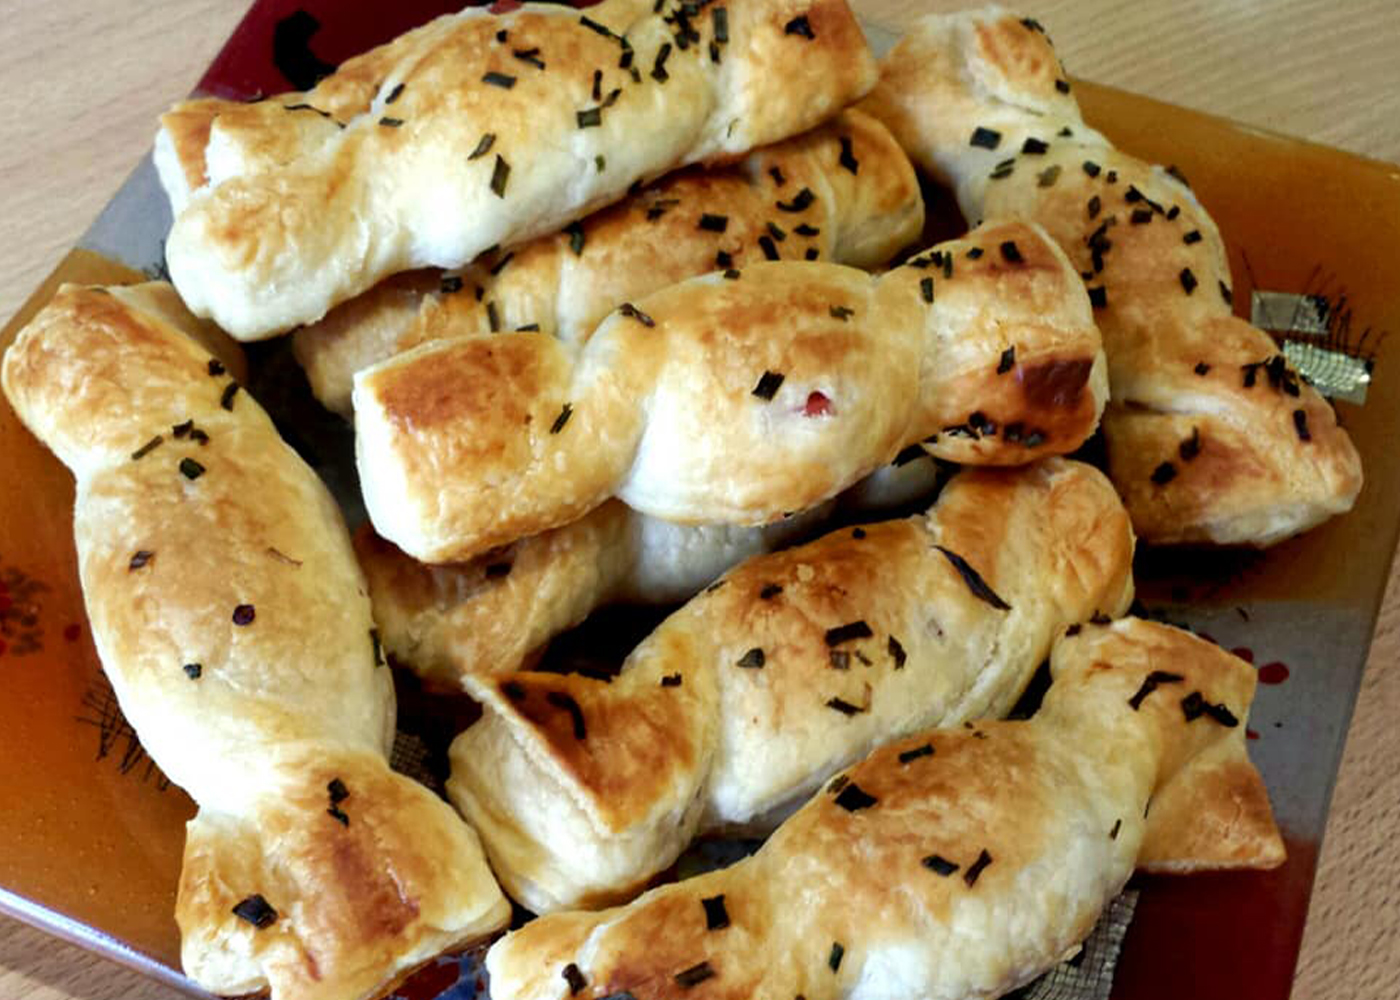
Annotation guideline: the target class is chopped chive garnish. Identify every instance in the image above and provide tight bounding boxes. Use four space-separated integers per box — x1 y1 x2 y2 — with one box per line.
1055 78 1071 93
619 302 655 326
550 403 573 434
482 71 516 89
579 15 614 38
920 277 934 303
825 621 872 647
826 696 865 715
562 963 587 995
385 83 404 104
129 550 153 571
232 894 277 929
794 223 820 237
513 47 545 69
220 382 239 410
674 962 715 988
1088 286 1107 308
924 854 959 876
1021 137 1048 155
378 117 404 127
702 894 730 930
776 188 815 212
1179 427 1202 461
698 213 728 233
1083 160 1101 177
565 222 585 255
232 603 255 626
1151 461 1178 485
661 673 682 687
1179 268 1198 294
752 371 784 399
758 235 779 260
577 107 602 128
652 42 672 82
784 15 815 38
888 635 907 668
828 942 845 971
838 136 859 174
183 662 202 679
934 546 1010 610
970 126 1002 150
1000 241 1024 264
1293 409 1312 441
1183 230 1202 244
899 743 933 764
829 305 854 321
833 782 877 811
468 133 496 160
736 647 765 669
131 435 163 460
490 154 511 197
963 849 994 886
1037 164 1062 187
179 457 205 480
997 346 1016 374
1128 670 1185 710
760 583 783 599
546 690 587 739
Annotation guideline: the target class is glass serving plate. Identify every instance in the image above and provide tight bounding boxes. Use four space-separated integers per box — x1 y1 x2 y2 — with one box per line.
1 3 1398 998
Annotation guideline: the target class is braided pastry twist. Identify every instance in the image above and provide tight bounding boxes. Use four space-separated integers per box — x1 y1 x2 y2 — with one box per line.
291 109 925 416
162 0 879 339
860 8 1362 545
448 459 1134 912
1 286 509 1000
356 220 1108 563
485 618 1283 1000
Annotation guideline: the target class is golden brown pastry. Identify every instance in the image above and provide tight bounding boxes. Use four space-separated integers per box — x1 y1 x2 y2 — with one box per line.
161 0 880 339
485 617 1283 1000
859 8 1362 546
448 459 1135 913
356 457 940 686
356 220 1108 563
292 109 925 416
1 285 510 1000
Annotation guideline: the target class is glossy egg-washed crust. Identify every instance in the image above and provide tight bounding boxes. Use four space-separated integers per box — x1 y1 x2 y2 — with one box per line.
859 7 1362 546
447 459 1136 913
159 0 879 339
355 460 941 687
292 109 926 416
0 286 509 1000
485 617 1283 1000
355 219 1107 563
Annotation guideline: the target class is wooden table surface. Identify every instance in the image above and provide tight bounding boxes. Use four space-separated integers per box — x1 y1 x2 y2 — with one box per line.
1 1 1397 997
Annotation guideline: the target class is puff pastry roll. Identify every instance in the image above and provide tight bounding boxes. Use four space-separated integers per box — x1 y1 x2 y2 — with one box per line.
356 458 940 686
357 219 1108 563
860 8 1362 545
161 0 879 339
291 109 925 416
485 617 1284 1000
447 458 1135 912
1 286 510 1000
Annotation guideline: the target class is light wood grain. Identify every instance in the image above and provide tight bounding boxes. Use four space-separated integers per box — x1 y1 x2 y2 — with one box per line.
0 2 1397 999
